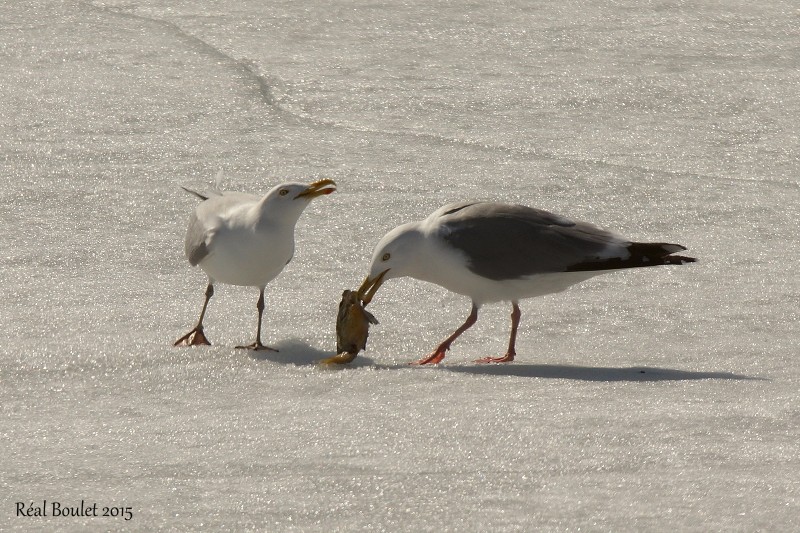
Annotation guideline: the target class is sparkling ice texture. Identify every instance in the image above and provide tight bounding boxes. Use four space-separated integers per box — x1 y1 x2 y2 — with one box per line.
1 1 799 531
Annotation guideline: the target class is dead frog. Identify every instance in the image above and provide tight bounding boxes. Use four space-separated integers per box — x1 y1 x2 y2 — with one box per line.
319 289 379 365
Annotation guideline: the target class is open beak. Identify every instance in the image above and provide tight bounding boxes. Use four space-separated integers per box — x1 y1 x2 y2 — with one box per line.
296 178 337 199
357 269 389 305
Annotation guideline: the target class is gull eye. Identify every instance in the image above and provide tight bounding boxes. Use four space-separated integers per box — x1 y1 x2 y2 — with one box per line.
382 253 391 261
279 189 289 196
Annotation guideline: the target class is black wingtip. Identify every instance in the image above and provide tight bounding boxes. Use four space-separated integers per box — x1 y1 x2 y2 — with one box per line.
634 243 697 266
180 186 209 201
566 242 697 272
664 254 697 265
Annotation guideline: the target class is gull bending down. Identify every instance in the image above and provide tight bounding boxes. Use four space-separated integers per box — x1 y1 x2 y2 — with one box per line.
175 176 336 350
357 201 696 365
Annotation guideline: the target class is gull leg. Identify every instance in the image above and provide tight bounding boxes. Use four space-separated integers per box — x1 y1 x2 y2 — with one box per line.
411 303 479 365
174 282 214 346
476 301 520 364
237 287 278 351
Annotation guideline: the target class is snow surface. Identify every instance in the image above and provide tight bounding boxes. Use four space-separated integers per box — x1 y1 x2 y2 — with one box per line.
2 0 799 531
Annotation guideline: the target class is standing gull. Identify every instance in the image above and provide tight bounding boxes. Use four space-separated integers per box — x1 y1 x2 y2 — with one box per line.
174 177 336 349
357 201 696 365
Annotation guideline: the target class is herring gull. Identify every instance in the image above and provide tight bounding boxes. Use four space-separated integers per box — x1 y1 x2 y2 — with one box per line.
174 177 336 349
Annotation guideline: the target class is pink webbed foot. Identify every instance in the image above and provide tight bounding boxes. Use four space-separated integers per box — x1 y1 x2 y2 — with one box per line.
410 348 447 366
475 353 515 364
174 327 211 347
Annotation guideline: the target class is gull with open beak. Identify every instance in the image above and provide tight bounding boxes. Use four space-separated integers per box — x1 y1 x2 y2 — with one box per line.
175 176 336 349
358 201 695 365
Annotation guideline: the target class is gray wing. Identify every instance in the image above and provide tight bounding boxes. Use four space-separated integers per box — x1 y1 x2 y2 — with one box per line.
183 192 258 266
439 202 631 280
185 210 210 266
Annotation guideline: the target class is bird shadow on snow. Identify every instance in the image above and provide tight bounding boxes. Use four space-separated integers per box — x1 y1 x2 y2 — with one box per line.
246 339 377 368
443 363 762 382
244 341 761 381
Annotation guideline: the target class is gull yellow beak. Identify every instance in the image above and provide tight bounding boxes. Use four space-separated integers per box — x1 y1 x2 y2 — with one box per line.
296 178 337 199
357 269 389 305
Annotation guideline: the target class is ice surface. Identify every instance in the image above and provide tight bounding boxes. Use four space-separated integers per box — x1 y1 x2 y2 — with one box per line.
1 0 799 531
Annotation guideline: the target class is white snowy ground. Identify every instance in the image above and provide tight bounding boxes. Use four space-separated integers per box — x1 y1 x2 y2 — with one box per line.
1 1 799 531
